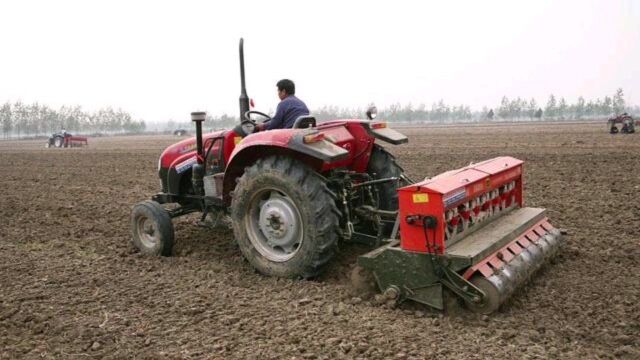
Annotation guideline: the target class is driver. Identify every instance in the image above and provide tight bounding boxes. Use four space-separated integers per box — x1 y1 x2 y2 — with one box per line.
257 79 309 131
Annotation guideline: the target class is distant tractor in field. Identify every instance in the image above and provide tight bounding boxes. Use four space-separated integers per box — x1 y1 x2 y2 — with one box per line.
607 113 635 134
46 130 88 148
173 129 188 136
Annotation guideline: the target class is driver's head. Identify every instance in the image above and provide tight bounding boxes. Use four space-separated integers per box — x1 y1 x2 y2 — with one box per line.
276 79 295 100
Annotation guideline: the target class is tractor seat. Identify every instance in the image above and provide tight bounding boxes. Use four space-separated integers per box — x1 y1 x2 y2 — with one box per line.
292 115 316 129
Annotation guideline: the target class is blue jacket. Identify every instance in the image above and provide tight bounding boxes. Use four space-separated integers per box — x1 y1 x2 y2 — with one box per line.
265 95 310 130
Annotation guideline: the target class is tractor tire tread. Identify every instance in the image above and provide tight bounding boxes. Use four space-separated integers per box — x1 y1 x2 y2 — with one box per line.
366 144 405 234
367 144 404 210
231 156 340 279
131 200 174 256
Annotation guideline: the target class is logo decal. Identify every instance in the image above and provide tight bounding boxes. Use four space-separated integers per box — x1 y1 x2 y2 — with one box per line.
443 188 467 207
175 157 197 174
179 143 197 154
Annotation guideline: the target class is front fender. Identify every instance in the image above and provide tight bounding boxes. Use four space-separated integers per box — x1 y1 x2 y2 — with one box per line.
162 151 197 194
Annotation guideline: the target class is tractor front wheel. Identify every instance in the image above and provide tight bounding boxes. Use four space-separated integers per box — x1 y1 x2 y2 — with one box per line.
231 156 340 279
131 200 174 256
54 136 64 148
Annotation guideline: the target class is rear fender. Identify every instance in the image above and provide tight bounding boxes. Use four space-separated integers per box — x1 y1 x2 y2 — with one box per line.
363 122 408 145
222 132 349 205
318 119 408 145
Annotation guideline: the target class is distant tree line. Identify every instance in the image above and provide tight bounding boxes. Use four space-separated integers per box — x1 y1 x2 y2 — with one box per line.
495 88 630 121
1 102 146 138
2 88 636 138
195 88 636 129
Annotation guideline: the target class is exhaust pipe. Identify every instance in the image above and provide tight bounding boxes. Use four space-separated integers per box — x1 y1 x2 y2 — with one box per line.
190 111 206 195
238 38 250 122
191 111 206 163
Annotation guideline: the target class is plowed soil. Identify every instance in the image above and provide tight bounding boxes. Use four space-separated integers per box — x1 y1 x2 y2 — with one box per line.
1 122 638 359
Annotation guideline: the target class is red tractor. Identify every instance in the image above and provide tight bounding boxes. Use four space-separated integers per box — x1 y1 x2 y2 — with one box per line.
607 113 635 134
46 131 88 148
131 39 563 314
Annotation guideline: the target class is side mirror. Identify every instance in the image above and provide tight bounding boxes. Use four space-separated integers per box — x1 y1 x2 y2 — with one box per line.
366 105 378 120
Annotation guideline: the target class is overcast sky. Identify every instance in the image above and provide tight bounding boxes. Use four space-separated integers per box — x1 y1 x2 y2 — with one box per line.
1 0 638 122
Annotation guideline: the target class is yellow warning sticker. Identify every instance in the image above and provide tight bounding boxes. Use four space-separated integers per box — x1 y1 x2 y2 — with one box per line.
234 136 243 145
412 193 429 203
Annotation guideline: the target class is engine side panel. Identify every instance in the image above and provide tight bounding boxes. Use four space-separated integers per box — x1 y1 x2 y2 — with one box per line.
158 129 232 195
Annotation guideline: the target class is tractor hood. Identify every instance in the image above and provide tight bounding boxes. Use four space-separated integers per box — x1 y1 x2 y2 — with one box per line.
159 129 228 169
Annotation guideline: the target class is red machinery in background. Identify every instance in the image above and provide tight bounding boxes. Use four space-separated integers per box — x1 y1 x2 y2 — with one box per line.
46 132 89 148
607 113 635 134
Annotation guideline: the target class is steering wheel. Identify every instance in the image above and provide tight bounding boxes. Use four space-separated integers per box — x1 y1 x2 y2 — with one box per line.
244 110 272 123
239 110 272 136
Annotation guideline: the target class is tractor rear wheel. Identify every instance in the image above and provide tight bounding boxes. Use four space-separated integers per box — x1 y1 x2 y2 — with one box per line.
366 145 405 234
131 200 174 256
231 156 340 279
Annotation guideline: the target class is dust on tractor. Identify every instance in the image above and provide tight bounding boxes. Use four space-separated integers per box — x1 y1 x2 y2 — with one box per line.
46 131 89 148
607 113 635 134
130 39 563 314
